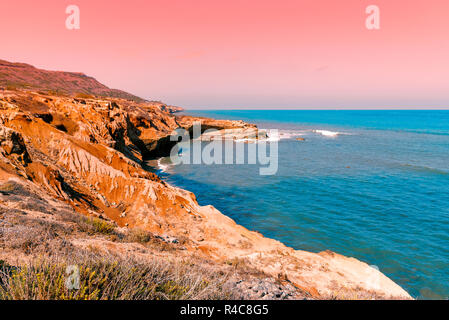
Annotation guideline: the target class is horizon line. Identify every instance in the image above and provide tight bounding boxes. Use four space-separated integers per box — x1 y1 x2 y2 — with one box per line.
182 107 449 111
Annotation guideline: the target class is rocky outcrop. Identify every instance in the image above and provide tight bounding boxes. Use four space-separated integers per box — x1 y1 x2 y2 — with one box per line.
0 126 31 178
177 116 267 141
0 89 412 300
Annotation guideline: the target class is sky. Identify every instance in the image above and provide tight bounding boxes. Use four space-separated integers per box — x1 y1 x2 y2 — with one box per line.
0 0 448 109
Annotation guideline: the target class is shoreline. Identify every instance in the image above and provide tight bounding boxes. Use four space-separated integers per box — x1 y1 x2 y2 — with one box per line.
154 110 447 299
0 88 413 299
147 118 416 299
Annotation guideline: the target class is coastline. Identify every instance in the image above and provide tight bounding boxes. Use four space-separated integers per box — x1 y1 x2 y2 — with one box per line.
0 88 412 299
139 110 414 299
149 160 412 299
168 110 449 299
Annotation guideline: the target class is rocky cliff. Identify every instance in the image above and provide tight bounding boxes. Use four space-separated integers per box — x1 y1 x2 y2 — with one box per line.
0 87 411 299
0 59 412 299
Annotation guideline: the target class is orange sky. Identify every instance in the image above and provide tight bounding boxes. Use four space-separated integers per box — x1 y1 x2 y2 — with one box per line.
1 0 448 108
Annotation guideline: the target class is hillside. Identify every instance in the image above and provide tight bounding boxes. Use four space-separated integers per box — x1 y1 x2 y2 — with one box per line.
0 59 145 102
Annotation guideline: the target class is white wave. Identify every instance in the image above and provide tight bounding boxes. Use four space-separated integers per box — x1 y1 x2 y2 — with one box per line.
233 129 282 143
262 129 306 142
265 135 280 142
157 158 171 173
313 129 341 137
260 130 279 142
278 130 307 140
232 129 348 141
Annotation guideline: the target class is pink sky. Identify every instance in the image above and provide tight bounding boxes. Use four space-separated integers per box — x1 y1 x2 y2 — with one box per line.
1 0 448 108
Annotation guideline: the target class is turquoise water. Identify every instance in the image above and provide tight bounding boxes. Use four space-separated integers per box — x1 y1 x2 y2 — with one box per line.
159 110 449 299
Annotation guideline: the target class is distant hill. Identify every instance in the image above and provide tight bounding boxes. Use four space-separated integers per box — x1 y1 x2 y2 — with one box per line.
0 59 145 102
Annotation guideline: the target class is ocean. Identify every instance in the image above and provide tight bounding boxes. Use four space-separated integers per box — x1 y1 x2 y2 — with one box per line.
156 110 449 299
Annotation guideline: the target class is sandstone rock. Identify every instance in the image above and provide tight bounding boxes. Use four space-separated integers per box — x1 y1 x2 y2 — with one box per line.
0 125 31 168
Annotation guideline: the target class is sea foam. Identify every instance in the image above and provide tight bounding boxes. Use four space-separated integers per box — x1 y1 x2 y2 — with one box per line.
314 129 341 137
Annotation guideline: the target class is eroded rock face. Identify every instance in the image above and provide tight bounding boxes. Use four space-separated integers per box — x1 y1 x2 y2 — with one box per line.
0 125 31 177
0 126 30 160
0 90 412 299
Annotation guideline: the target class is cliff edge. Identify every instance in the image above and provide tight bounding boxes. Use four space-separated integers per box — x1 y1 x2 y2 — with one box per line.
0 61 411 299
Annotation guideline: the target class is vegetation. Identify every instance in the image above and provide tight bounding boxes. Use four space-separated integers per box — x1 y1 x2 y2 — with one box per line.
76 216 117 236
75 92 95 99
0 195 234 300
0 255 231 300
124 227 152 244
4 82 32 91
57 210 118 236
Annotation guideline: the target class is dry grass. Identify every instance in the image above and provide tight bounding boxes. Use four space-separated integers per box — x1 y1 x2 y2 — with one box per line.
0 196 236 300
124 227 152 244
57 210 118 237
75 92 95 100
120 228 184 252
0 253 233 300
78 217 117 236
0 213 74 255
4 82 32 91
0 181 303 301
